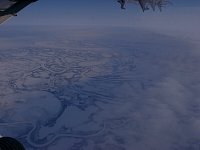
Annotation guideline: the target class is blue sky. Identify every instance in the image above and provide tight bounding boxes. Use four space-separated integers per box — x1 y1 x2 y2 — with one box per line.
4 0 200 27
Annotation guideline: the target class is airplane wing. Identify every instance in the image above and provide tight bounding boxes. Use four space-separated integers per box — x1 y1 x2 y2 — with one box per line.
0 0 37 24
0 14 12 24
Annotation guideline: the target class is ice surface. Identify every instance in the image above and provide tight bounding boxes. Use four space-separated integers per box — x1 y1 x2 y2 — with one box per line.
0 27 200 150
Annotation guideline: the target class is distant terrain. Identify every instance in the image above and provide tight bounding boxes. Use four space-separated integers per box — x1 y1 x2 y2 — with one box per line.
0 26 200 150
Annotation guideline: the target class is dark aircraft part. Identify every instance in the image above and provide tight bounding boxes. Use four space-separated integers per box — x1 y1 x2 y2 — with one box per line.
9 0 15 1
0 0 37 16
0 137 25 150
118 0 170 11
118 0 126 9
138 0 145 12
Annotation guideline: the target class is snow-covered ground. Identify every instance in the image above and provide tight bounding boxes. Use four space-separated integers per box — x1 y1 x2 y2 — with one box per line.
0 27 200 150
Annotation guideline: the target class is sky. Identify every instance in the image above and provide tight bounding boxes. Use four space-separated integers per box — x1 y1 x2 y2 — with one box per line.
4 0 200 27
2 0 200 42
